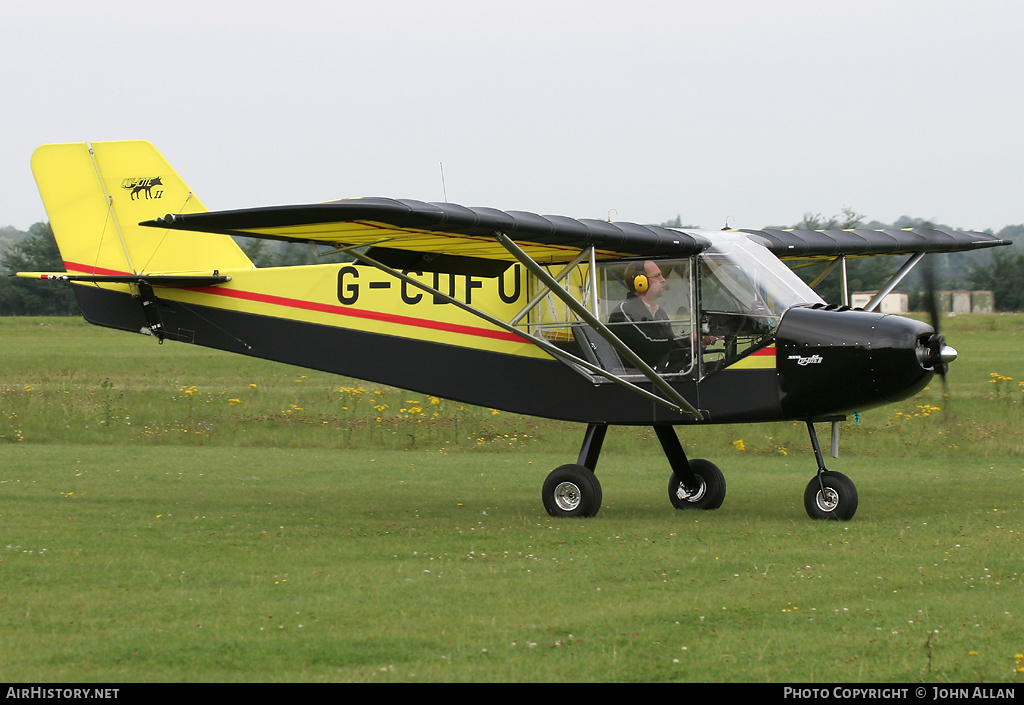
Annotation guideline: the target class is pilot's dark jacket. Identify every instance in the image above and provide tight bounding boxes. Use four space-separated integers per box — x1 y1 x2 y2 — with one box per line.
608 294 688 370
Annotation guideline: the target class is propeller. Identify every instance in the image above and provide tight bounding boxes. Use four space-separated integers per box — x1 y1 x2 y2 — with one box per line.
919 255 957 396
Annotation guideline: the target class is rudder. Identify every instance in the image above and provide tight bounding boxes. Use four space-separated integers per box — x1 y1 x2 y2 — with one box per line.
32 141 253 276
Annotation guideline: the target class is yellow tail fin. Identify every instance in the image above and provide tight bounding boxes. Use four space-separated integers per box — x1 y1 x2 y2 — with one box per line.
32 141 253 276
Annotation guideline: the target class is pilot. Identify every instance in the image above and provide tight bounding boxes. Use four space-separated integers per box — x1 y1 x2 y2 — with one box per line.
608 260 691 371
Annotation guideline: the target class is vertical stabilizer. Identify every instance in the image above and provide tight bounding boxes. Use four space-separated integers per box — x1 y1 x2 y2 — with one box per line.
31 141 253 275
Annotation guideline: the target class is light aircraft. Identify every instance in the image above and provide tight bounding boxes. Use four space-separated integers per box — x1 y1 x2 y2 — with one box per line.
20 141 1012 520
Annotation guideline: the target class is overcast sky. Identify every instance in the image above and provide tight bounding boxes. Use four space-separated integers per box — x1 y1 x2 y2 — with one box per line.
2 0 1022 233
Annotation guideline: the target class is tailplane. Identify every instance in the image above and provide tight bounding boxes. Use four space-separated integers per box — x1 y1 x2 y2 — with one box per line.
31 141 253 276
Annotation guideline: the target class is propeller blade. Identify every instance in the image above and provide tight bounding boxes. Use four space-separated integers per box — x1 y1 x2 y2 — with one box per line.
921 255 941 336
920 254 952 397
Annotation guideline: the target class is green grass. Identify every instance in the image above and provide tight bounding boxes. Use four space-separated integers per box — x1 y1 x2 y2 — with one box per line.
1 315 1023 682
4 314 1024 458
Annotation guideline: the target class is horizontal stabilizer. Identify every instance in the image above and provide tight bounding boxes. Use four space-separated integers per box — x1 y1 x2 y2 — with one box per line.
16 272 231 287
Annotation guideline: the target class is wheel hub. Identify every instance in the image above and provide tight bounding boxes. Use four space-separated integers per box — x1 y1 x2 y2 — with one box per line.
553 481 582 511
814 486 840 512
675 477 706 502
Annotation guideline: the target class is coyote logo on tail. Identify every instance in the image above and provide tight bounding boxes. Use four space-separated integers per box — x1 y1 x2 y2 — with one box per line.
121 176 163 200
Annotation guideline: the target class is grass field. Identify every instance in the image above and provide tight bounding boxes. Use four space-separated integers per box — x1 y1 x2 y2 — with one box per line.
1 315 1023 683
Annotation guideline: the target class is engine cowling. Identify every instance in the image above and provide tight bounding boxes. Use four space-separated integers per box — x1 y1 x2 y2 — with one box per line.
775 305 939 420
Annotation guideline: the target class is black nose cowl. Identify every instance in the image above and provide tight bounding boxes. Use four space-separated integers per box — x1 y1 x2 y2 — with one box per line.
776 305 939 419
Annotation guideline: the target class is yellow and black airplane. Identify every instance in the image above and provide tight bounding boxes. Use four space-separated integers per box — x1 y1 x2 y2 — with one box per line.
20 141 1012 520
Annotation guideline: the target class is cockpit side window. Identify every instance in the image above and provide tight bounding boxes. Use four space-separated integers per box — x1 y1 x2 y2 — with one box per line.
520 257 698 380
598 259 696 377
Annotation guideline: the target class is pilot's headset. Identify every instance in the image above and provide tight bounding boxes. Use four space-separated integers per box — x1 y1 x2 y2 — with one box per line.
625 262 650 295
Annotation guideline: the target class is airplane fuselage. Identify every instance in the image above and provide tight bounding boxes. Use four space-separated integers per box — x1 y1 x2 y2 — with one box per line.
68 259 937 427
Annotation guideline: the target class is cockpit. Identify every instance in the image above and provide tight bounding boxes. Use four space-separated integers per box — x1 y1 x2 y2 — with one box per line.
525 233 825 380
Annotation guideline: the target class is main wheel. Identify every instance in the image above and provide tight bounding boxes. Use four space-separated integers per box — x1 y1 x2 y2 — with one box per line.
804 471 858 521
668 459 726 510
542 464 602 518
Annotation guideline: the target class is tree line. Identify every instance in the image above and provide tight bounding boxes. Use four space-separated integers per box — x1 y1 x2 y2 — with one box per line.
0 222 78 315
2 215 1022 316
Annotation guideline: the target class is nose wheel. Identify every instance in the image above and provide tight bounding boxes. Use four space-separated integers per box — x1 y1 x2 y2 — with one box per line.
803 421 858 520
804 470 858 520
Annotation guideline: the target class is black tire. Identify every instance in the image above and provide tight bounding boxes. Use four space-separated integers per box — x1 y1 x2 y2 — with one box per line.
804 471 858 521
668 459 726 510
542 464 602 518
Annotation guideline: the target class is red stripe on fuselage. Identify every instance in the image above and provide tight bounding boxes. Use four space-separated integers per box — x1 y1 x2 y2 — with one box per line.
64 263 130 277
63 261 526 344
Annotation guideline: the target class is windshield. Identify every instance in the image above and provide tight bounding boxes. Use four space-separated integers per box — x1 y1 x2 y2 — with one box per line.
697 233 824 373
700 233 824 316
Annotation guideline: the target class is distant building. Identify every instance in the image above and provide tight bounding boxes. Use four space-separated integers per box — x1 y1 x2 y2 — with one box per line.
969 291 994 313
851 291 908 314
850 290 995 313
941 290 995 314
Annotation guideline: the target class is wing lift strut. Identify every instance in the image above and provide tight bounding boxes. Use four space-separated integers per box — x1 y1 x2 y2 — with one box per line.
347 233 703 422
804 252 927 313
346 232 711 518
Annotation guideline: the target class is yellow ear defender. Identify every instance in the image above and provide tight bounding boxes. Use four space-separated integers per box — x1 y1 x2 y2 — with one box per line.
627 262 649 294
633 269 649 294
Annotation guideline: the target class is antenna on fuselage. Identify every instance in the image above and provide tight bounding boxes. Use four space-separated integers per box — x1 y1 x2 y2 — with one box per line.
440 162 448 202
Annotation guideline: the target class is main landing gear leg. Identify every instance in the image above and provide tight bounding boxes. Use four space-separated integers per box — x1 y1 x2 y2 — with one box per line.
803 421 858 521
656 425 726 511
541 423 606 518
